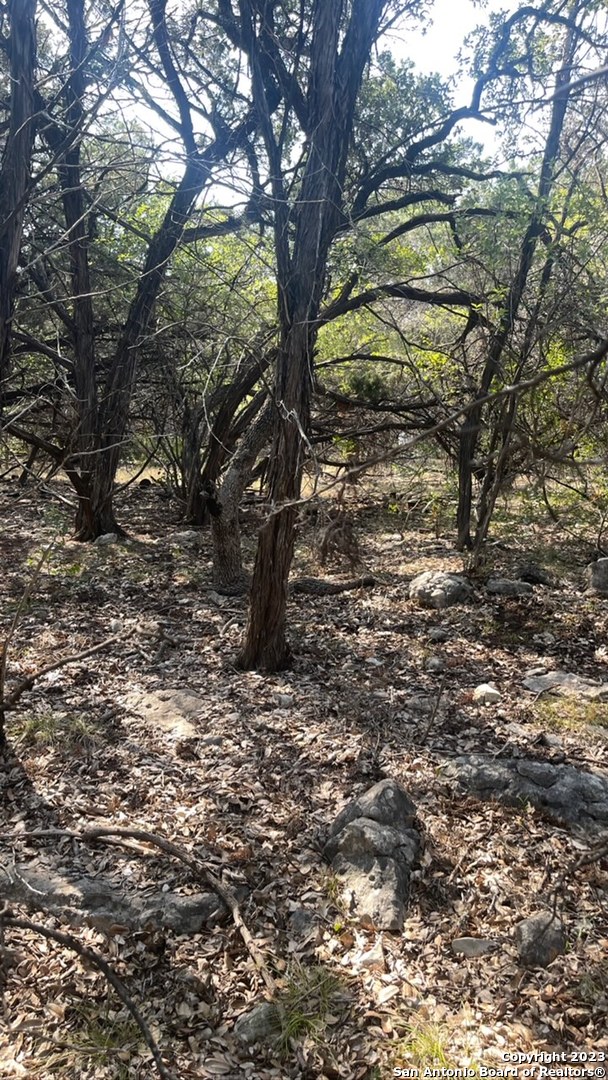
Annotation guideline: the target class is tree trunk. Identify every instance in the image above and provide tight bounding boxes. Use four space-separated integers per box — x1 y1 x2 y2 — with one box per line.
182 403 206 525
70 453 124 540
238 326 313 669
211 401 272 592
0 0 37 410
237 0 386 669
455 21 577 550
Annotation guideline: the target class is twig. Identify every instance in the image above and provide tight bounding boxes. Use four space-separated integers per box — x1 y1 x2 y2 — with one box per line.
13 826 278 994
573 837 608 869
2 633 123 712
418 672 447 746
0 907 176 1080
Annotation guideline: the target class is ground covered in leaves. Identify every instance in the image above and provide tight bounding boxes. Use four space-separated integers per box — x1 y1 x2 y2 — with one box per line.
1 473 607 1079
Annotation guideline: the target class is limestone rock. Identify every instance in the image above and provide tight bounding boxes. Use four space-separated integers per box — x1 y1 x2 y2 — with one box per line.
324 817 420 866
588 557 608 596
515 912 566 968
486 578 534 596
451 937 496 958
522 670 608 701
473 683 501 704
409 571 473 610
324 779 420 931
328 778 417 837
0 858 225 934
94 533 119 546
234 1002 279 1044
125 688 204 738
442 754 608 831
332 853 411 931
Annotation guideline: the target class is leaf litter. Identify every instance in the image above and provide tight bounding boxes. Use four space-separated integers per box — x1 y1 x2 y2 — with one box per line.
0 478 607 1078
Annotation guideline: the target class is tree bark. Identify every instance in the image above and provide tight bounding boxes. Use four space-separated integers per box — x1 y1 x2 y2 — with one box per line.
0 0 37 412
238 0 386 669
211 401 272 592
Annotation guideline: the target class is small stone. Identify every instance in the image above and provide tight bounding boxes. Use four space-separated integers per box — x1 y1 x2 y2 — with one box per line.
172 530 201 545
588 557 608 596
451 937 496 958
94 533 119 545
473 683 502 704
425 656 445 673
486 578 534 596
539 732 563 749
354 938 385 970
274 693 294 708
234 1002 279 1044
428 627 449 643
514 912 566 968
201 735 223 746
288 907 320 943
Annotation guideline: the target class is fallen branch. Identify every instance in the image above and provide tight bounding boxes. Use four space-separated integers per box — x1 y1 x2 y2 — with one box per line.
13 825 277 994
1 633 122 713
0 907 176 1080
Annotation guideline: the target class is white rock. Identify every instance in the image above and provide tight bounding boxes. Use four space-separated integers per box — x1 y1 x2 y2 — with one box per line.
452 937 496 958
473 683 502 704
522 670 608 701
588 557 608 596
425 656 445 673
94 533 119 545
172 530 201 545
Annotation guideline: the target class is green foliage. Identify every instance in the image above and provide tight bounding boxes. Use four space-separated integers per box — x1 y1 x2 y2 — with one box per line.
533 698 608 736
273 962 344 1058
351 52 452 186
16 710 107 751
38 1004 142 1078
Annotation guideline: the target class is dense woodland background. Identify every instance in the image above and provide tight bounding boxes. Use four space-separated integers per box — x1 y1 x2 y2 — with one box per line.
1 1 608 1078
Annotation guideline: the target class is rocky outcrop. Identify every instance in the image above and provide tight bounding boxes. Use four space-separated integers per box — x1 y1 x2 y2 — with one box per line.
522 670 608 701
0 856 226 934
442 754 608 832
409 571 473 610
324 779 420 931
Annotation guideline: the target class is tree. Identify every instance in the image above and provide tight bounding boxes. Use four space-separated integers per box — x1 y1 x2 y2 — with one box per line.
2 0 266 538
0 0 37 407
231 0 404 669
454 0 608 551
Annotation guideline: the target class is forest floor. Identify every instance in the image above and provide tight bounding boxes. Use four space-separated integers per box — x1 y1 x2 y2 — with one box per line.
1 471 607 1080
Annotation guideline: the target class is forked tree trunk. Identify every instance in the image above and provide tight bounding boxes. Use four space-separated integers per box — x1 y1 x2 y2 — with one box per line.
211 401 272 592
235 0 386 669
238 327 313 669
73 471 124 539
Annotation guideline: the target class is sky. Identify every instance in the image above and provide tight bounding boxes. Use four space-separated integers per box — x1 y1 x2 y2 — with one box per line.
395 0 520 156
403 0 516 81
